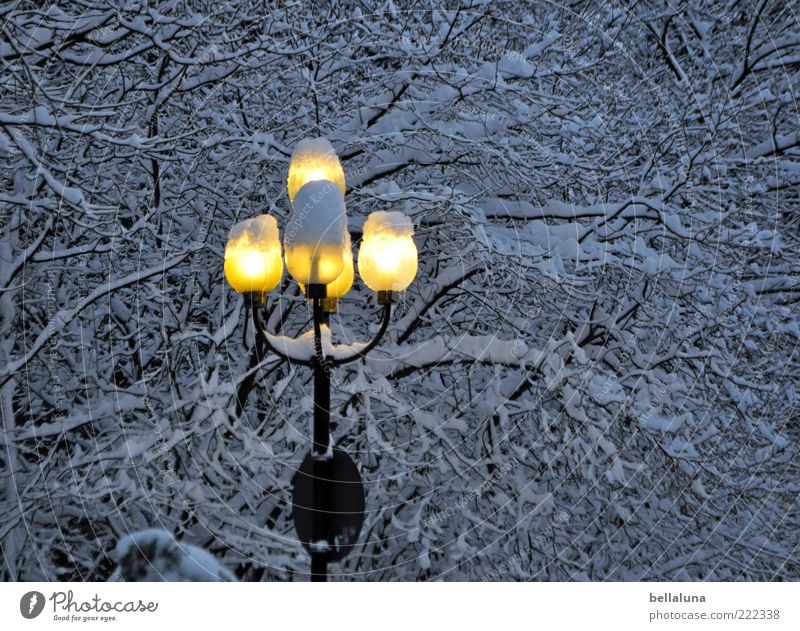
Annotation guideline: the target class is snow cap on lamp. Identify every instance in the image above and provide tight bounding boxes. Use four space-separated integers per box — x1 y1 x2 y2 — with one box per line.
287 137 346 203
224 214 283 294
284 179 349 288
358 210 418 294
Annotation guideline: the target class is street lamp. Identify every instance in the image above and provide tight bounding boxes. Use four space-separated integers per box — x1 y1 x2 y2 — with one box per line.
223 215 283 294
358 210 419 299
299 232 355 313
284 179 348 287
286 137 346 203
224 137 418 581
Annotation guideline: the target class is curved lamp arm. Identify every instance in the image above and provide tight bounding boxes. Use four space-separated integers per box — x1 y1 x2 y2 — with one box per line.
329 303 392 365
247 296 393 366
250 301 314 367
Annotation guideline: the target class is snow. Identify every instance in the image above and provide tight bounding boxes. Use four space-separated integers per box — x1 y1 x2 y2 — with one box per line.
291 137 337 163
228 213 279 244
498 53 534 79
262 326 372 361
286 180 347 248
2 1 797 584
665 437 699 459
310 540 331 552
362 209 414 238
115 530 236 582
524 31 561 58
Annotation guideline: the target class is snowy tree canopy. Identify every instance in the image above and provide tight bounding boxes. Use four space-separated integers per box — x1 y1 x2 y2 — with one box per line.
1 1 798 581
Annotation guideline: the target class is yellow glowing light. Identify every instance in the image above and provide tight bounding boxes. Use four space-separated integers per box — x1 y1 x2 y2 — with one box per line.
287 137 346 203
240 251 266 276
327 244 354 299
284 180 348 287
224 215 283 294
300 235 354 300
285 243 345 287
358 211 418 293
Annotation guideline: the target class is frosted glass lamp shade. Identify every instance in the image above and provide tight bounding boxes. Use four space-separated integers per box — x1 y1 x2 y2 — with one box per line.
300 232 354 299
284 180 348 286
326 238 354 299
224 215 283 294
287 137 346 203
358 211 418 292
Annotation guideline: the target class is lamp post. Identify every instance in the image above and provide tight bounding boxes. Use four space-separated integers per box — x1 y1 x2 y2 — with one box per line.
224 138 418 581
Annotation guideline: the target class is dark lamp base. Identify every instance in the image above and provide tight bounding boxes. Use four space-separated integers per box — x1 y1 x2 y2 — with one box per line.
322 298 338 313
376 290 396 305
306 283 327 299
243 291 266 307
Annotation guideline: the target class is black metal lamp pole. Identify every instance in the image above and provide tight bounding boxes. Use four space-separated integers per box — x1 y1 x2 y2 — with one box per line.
309 284 330 581
247 287 393 581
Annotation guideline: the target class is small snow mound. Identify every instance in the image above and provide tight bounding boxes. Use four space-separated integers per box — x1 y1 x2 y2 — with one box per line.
287 137 346 201
310 540 331 552
291 136 337 160
115 529 236 582
228 213 279 244
363 210 414 238
287 180 347 247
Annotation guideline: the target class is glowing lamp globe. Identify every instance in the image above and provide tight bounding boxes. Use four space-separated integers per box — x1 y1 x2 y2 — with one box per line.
300 233 354 300
358 211 418 292
287 137 346 203
284 180 348 287
224 215 283 294
327 238 354 299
